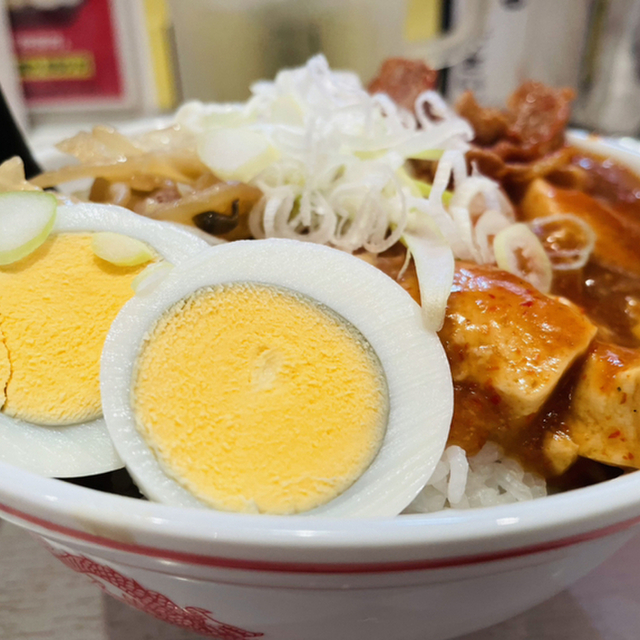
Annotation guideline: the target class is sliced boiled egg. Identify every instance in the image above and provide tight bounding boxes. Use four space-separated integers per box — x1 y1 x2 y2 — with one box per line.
101 239 453 517
0 198 208 478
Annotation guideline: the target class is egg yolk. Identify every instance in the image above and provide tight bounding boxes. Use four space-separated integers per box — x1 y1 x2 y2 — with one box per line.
0 233 149 425
133 282 389 514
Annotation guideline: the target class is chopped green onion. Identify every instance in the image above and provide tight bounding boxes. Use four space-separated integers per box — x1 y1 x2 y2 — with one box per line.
0 191 57 265
412 179 453 206
409 149 445 161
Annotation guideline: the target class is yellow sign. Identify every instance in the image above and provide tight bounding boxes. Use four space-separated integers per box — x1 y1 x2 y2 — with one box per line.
19 53 95 82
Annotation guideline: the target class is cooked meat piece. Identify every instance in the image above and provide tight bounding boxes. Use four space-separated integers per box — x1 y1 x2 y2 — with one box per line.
567 341 640 469
440 264 597 449
467 146 574 187
520 178 640 277
368 58 438 114
505 82 574 159
464 146 506 180
455 82 575 193
455 92 508 146
455 82 574 160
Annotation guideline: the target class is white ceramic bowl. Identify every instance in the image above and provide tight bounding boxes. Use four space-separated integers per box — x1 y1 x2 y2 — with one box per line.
1 461 640 640
1 131 639 640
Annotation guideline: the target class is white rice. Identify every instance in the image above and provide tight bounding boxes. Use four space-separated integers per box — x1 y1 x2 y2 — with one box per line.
404 442 547 513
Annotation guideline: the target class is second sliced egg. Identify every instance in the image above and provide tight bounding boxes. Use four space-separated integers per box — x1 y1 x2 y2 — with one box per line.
0 200 209 478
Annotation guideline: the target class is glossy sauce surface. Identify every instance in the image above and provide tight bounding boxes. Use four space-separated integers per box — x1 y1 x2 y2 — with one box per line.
546 152 640 349
367 148 640 481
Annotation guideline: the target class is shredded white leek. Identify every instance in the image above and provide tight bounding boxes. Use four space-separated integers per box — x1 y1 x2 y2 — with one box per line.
176 55 526 320
177 55 491 256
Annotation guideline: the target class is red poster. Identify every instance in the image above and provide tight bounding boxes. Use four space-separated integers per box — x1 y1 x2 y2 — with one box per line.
9 0 124 106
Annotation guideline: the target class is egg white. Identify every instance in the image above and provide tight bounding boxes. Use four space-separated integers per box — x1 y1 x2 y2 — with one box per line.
101 238 454 517
0 202 209 478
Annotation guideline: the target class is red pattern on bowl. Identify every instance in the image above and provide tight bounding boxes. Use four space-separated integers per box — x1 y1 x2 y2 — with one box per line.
48 546 263 640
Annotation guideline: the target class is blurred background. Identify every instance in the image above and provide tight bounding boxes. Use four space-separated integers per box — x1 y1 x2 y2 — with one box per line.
1 0 640 138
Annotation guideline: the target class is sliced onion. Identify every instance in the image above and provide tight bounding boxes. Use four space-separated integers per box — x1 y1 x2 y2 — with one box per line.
412 178 453 205
177 55 483 256
415 91 455 128
449 205 474 261
474 209 511 264
527 213 596 271
175 100 248 133
407 196 459 258
0 158 40 193
198 128 280 183
91 232 155 267
248 196 267 239
262 191 288 238
141 181 262 228
494 223 553 293
449 176 508 221
33 151 210 189
0 191 57 265
429 153 453 205
403 217 455 332
57 125 143 163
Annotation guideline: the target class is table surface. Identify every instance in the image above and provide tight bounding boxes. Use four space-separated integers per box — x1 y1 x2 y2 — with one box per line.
1 520 639 640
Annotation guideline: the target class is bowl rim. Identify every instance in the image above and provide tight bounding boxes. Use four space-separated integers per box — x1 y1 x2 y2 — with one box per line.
2 127 639 568
1 459 640 569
